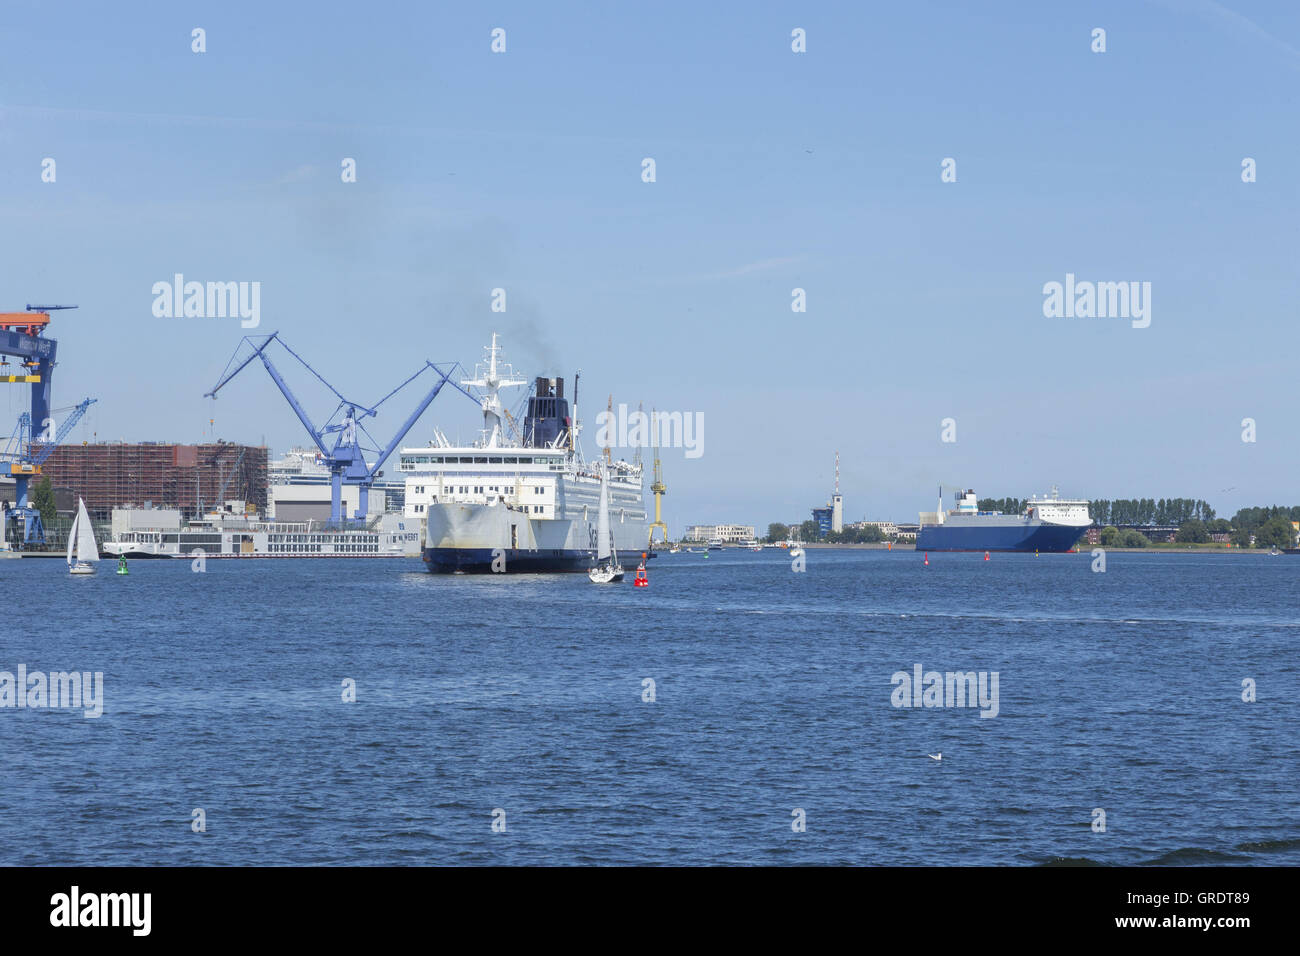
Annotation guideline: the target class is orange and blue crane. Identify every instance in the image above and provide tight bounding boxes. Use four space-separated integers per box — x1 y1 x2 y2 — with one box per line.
1 304 96 546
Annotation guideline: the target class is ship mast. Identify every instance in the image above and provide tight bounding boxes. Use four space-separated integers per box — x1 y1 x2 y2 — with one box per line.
461 333 526 448
604 394 613 467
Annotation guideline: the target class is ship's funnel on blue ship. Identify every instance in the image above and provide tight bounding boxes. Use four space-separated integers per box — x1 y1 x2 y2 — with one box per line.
525 376 570 448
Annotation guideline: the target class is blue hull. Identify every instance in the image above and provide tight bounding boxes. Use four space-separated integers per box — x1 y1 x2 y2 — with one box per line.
915 523 1085 553
423 548 656 574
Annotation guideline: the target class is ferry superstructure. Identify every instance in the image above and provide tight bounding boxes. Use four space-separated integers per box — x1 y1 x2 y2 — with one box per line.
398 335 649 573
916 487 1090 552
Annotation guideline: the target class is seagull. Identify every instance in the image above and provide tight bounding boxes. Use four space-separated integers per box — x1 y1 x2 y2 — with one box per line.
928 753 942 761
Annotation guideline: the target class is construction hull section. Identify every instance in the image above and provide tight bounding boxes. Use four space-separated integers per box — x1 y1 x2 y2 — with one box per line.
422 500 649 574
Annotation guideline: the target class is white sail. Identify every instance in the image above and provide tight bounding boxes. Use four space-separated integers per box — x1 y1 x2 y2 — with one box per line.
75 498 99 563
596 466 611 561
66 505 78 566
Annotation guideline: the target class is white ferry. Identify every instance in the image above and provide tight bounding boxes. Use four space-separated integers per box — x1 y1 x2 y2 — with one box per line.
399 335 649 573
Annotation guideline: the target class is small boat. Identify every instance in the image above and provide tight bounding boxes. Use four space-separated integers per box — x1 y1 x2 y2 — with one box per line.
588 465 625 583
668 545 680 554
788 537 804 558
67 497 99 575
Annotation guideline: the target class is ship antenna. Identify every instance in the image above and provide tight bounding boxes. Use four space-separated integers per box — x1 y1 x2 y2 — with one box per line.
570 370 579 454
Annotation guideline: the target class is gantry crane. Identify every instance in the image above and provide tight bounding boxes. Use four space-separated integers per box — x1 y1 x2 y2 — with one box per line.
1 303 96 547
205 333 468 524
1 304 77 439
647 408 668 548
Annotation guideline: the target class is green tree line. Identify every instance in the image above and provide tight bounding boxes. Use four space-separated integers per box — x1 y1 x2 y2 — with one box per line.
764 521 886 544
1088 498 1214 526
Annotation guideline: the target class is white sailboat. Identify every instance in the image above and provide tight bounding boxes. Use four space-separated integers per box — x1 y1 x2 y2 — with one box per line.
67 497 99 575
588 465 625 583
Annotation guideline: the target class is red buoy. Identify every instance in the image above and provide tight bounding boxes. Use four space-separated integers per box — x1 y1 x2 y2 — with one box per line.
923 552 929 566
984 551 990 561
634 553 649 588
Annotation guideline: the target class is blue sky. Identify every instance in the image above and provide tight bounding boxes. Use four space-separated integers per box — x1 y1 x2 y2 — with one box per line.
2 1 1298 528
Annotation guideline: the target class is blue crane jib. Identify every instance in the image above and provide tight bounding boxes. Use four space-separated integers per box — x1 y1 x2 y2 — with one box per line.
2 397 97 547
204 333 460 524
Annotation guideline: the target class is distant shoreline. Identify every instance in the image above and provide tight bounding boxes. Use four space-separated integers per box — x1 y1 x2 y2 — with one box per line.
738 543 1284 555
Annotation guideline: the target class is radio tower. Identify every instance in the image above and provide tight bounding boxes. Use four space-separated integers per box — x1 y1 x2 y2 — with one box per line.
648 408 668 548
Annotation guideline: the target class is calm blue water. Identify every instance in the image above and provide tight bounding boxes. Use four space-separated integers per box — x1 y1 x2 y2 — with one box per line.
1 549 1297 866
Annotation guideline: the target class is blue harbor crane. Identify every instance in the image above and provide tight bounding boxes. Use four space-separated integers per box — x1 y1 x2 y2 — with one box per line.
1 398 97 546
204 333 471 524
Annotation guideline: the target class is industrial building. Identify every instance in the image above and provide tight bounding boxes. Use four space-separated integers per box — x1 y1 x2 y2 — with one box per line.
682 524 755 543
268 484 385 522
38 441 267 520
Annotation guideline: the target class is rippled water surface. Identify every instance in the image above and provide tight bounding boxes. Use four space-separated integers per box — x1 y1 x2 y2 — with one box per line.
1 549 1296 865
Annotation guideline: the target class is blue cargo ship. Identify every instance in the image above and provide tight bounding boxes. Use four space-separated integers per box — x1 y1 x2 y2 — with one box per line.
916 487 1090 553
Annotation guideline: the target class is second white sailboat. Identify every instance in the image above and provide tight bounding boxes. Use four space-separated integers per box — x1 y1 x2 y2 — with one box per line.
67 497 100 575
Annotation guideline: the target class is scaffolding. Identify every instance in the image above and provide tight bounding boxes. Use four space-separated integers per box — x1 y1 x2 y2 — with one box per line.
37 442 268 520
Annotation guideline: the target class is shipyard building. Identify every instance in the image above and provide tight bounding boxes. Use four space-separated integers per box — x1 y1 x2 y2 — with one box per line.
37 441 267 520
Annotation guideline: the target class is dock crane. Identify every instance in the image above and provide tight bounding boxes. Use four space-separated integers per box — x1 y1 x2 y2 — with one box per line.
1 304 77 444
1 303 95 547
648 408 668 548
1 398 97 546
204 333 467 524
